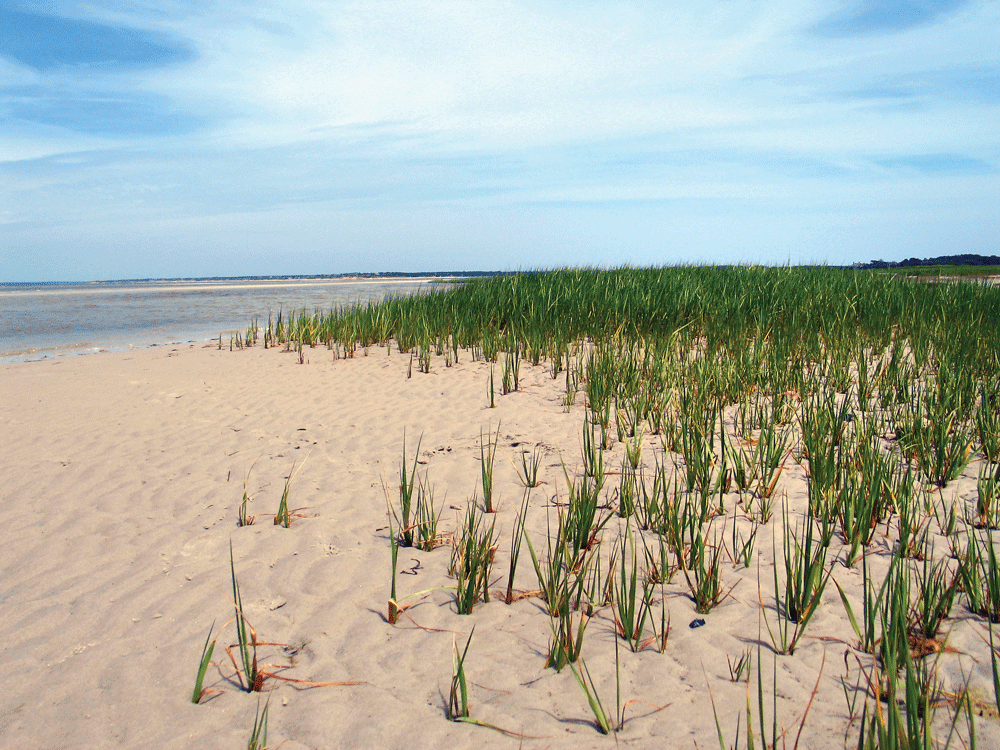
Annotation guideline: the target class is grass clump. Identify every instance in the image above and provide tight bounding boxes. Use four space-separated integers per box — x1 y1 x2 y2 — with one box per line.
451 503 497 615
192 621 217 704
273 461 300 528
764 503 831 655
679 524 730 614
515 444 543 488
446 628 523 736
958 529 1000 622
524 514 586 618
480 424 501 513
570 659 616 735
229 542 263 692
610 526 655 652
448 629 475 721
392 433 422 547
247 695 269 750
973 462 1000 529
505 490 531 605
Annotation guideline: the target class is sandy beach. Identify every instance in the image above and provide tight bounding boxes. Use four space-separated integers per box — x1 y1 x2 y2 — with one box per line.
2 340 997 749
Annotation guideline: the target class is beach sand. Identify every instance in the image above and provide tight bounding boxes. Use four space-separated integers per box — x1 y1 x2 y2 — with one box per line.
1 342 997 748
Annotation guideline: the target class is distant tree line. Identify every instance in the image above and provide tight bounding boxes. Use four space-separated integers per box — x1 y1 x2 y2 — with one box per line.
852 254 1000 269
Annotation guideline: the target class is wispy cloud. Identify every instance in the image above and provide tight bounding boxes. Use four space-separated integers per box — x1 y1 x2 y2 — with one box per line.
810 0 970 37
0 7 193 72
873 153 994 174
6 84 201 136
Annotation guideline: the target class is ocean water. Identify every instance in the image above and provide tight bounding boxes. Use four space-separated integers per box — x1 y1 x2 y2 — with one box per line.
0 277 433 363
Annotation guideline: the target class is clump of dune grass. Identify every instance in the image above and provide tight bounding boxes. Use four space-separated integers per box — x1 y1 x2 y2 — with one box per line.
446 628 523 736
973 461 1000 529
393 433 422 547
908 544 958 649
451 503 497 615
727 647 752 683
763 501 830 655
247 695 269 750
414 473 444 551
505 490 531 605
569 637 667 735
515 444 543 488
236 460 263 527
545 592 589 672
502 349 520 394
480 423 500 513
387 513 400 625
274 458 307 528
976 389 1000 462
229 542 263 692
570 658 616 735
678 523 730 614
448 629 475 721
524 513 585 618
238 485 255 527
836 552 896 656
610 526 655 652
853 607 972 750
559 460 612 567
386 433 443 551
958 528 1000 622
191 621 217 704
729 515 758 569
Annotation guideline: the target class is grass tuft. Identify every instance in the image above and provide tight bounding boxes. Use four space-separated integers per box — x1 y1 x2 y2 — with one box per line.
192 621 217 704
247 695 269 750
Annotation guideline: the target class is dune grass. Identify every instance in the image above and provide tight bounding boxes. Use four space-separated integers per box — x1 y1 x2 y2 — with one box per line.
236 265 1000 745
191 621 217 704
229 542 262 692
247 695 269 750
479 423 500 513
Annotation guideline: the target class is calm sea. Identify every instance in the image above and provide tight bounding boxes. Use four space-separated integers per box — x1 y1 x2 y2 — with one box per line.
0 278 434 363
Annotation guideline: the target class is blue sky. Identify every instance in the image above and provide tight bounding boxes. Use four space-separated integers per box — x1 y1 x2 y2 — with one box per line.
1 1 997 281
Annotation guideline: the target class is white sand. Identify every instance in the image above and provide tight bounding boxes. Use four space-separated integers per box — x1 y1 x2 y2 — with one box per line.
1 342 997 748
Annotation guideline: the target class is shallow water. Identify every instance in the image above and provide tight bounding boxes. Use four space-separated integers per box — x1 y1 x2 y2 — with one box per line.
0 277 432 363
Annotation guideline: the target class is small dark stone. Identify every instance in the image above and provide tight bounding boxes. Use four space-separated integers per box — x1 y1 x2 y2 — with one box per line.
689 618 706 629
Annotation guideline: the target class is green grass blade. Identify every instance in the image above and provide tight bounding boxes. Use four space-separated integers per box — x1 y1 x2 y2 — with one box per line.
569 660 612 734
192 621 216 704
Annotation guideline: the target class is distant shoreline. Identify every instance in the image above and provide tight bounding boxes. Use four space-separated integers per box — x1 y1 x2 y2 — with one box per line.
0 276 435 363
0 271 511 287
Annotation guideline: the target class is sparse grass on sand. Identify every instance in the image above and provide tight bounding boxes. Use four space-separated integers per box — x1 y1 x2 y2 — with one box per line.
199 265 1000 746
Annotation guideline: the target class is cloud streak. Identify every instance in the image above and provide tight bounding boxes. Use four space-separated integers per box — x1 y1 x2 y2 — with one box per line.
810 0 970 37
0 7 193 71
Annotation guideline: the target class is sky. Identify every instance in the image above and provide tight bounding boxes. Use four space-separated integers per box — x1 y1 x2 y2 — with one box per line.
1 1 997 282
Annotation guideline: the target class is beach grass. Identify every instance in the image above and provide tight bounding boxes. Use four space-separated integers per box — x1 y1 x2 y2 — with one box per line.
232 265 1000 745
763 500 831 655
191 621 217 704
515 444 543 489
247 695 269 750
452 503 497 615
448 629 474 721
479 424 500 513
228 542 262 692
